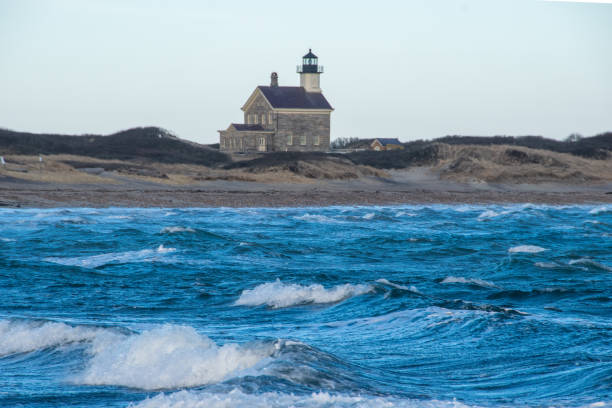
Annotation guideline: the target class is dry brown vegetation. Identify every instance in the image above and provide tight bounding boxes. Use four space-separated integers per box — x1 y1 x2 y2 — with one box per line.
434 144 612 184
0 153 386 185
1 145 610 186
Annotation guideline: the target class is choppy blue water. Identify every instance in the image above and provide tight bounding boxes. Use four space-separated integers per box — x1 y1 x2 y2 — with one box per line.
0 205 611 407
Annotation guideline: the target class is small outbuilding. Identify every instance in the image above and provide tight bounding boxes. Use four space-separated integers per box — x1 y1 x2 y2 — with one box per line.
370 138 404 151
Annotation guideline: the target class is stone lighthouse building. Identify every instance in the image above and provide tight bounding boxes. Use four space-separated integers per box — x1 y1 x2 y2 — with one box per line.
219 50 333 153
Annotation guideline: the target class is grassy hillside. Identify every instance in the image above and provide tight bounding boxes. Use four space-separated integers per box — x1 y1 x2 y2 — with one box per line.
0 127 229 166
344 133 611 169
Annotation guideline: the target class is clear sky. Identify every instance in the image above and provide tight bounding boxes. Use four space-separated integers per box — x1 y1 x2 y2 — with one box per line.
1 0 610 144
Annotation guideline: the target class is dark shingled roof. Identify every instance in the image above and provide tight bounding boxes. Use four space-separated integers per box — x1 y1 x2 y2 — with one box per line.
258 86 333 110
230 124 270 131
303 49 318 59
374 138 402 146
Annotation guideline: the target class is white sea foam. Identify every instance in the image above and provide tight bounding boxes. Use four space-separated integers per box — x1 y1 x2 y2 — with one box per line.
131 389 476 408
477 210 502 220
589 206 610 215
156 244 176 253
45 245 176 268
294 214 337 223
235 279 373 308
362 212 376 220
508 245 547 254
0 320 106 356
440 276 497 288
534 262 558 269
376 278 421 294
569 258 612 272
107 215 132 220
160 226 195 234
394 211 417 217
0 237 16 242
78 325 276 390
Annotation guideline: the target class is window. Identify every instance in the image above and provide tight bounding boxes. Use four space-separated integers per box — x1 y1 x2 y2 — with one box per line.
313 135 320 146
247 115 251 124
300 135 307 145
268 112 273 124
287 134 292 145
253 115 258 124
261 114 266 125
259 137 265 146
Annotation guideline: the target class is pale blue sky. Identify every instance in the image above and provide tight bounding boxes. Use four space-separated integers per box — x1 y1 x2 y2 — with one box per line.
1 0 610 144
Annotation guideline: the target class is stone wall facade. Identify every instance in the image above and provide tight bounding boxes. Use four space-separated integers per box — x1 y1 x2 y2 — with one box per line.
244 94 275 130
220 89 331 153
219 128 273 153
274 112 330 152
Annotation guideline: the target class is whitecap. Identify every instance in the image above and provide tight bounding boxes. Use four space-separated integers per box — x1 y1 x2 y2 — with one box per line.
534 262 558 269
235 279 373 308
0 237 16 242
0 319 109 356
569 258 612 272
160 226 195 234
293 214 336 223
440 276 497 288
376 278 421 294
589 206 610 215
107 215 132 220
45 245 176 269
78 325 276 390
362 212 376 220
477 210 501 220
131 389 476 408
508 245 547 254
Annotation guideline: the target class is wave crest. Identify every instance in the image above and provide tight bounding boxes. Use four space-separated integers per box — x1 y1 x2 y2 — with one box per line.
440 276 497 288
160 226 195 234
235 280 373 308
44 245 176 268
79 325 278 390
0 319 107 356
508 245 547 254
131 389 476 408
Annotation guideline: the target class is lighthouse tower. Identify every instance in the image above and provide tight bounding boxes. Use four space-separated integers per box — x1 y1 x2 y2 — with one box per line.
297 49 323 93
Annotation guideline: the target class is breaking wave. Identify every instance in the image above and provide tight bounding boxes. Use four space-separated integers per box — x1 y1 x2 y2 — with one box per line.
0 319 107 356
160 226 196 234
131 389 475 408
44 245 176 268
293 214 338 223
235 280 373 308
440 276 497 288
569 258 612 272
78 325 278 390
376 278 421 294
589 206 611 215
508 245 547 254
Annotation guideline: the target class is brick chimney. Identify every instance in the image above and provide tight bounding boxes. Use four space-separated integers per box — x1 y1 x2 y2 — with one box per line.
270 72 278 87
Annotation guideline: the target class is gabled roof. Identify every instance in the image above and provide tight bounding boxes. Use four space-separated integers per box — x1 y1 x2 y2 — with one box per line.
224 124 274 133
257 86 333 110
373 138 402 146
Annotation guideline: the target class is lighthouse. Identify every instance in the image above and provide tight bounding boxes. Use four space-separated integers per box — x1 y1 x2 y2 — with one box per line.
297 49 324 93
219 49 333 153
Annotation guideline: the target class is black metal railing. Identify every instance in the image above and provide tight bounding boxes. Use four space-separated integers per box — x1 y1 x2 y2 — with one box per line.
296 65 324 73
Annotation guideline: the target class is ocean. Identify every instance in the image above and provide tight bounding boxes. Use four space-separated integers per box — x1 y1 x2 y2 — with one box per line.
0 205 610 407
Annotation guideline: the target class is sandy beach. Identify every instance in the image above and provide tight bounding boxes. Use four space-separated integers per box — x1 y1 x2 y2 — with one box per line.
2 168 611 208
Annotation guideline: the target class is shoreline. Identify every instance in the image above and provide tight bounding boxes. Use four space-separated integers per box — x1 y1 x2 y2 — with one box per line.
1 188 611 208
2 169 611 208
